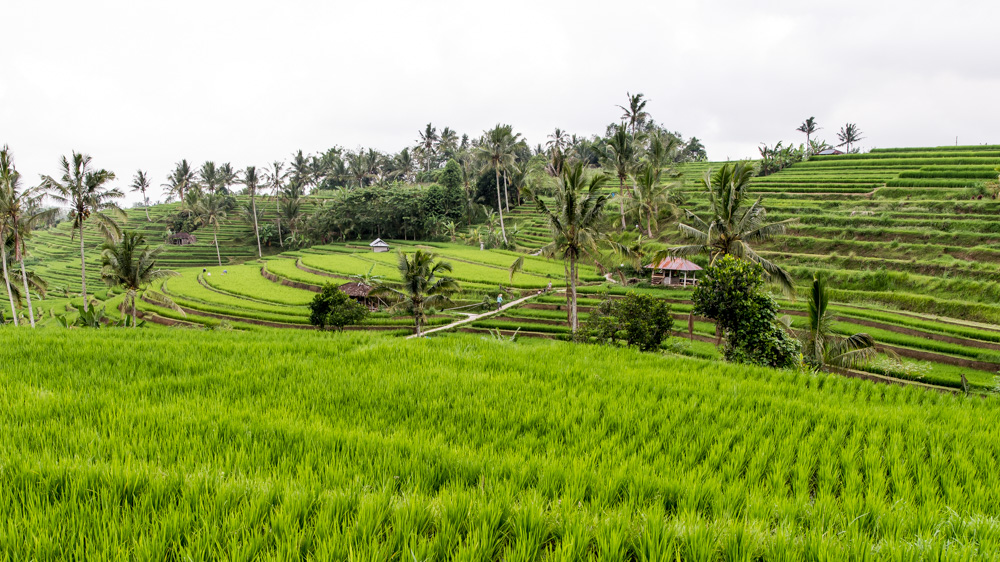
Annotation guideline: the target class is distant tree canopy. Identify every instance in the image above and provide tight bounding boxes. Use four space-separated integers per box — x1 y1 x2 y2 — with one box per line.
307 183 464 242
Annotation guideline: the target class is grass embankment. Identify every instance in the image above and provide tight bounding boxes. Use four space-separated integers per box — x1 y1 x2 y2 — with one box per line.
2 329 1000 559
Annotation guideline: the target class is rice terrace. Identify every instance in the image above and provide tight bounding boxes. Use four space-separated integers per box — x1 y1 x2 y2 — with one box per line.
5 3 1000 558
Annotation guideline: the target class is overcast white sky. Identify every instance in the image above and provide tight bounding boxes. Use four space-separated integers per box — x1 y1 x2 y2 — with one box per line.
3 0 999 204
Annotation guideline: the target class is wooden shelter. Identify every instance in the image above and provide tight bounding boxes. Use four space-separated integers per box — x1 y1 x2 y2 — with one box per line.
168 232 197 246
338 282 379 309
645 257 702 286
370 238 389 253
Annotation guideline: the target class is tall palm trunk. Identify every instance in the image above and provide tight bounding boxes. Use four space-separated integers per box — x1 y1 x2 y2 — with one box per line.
19 258 34 328
275 196 284 248
569 252 578 333
618 177 626 231
131 291 137 328
251 194 262 258
1 242 18 326
144 203 150 221
79 222 89 312
214 229 222 266
494 168 508 245
502 170 510 213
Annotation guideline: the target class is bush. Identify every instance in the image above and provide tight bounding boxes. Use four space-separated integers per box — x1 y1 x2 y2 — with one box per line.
580 292 673 352
692 256 800 369
308 285 369 330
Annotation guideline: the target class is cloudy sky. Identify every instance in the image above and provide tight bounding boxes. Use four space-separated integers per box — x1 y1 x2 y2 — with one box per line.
3 0 998 204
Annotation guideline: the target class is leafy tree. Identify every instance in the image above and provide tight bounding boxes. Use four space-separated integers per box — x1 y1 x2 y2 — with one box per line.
796 117 821 156
581 292 673 352
240 166 263 258
525 162 610 334
440 159 462 191
837 123 865 154
130 170 152 221
670 162 796 293
100 231 179 327
692 255 800 369
42 152 124 312
802 273 877 369
373 250 459 336
308 284 368 330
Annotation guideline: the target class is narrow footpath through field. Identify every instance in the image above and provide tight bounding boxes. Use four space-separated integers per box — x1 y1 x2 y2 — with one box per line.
408 291 552 339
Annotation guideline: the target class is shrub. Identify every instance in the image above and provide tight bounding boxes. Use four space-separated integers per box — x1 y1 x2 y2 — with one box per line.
580 292 673 352
308 284 368 330
692 255 800 369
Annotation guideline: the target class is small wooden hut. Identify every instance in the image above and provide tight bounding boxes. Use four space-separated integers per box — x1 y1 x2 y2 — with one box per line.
168 232 197 246
370 238 389 253
645 257 702 286
338 282 377 309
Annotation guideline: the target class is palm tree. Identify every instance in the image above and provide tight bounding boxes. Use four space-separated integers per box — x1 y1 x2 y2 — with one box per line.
524 162 610 333
241 166 263 258
647 131 680 173
130 170 152 221
628 164 677 237
796 117 821 156
198 161 221 195
373 250 460 336
218 163 238 195
100 231 179 327
547 128 570 153
163 159 196 202
41 152 124 312
669 162 797 293
418 123 439 172
476 125 517 245
195 193 228 266
265 161 288 247
837 123 865 154
802 273 877 368
604 124 635 231
0 147 21 325
438 127 458 160
617 92 649 137
1 173 54 328
290 150 312 193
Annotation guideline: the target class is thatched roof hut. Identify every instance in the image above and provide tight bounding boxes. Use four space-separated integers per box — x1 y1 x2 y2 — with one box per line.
338 282 372 298
168 232 197 245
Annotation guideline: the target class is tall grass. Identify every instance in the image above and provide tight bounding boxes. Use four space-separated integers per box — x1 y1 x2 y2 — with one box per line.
2 329 1000 558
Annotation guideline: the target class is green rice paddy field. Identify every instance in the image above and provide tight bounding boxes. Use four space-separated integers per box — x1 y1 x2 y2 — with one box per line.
3 328 1000 560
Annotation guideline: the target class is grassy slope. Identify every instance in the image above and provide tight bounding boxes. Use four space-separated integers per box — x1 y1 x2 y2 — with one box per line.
2 328 1000 559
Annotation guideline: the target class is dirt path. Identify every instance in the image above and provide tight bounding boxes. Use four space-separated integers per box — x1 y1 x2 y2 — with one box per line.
407 291 548 339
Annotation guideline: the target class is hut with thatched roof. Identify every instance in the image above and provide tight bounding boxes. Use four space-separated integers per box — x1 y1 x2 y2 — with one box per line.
168 232 197 246
338 282 379 309
645 257 702 286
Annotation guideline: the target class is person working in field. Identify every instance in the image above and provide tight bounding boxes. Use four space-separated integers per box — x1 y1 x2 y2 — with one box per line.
496 293 503 311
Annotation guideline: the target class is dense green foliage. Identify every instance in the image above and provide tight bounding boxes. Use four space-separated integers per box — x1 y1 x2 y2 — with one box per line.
693 255 800 369
307 284 368 330
2 329 1000 559
581 292 674 351
308 183 463 242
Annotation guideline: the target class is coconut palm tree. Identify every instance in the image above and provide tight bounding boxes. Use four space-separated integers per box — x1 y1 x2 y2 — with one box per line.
837 123 865 154
417 123 439 172
0 147 21 324
617 92 649 137
100 231 179 327
195 193 227 266
604 124 635 231
524 162 610 334
476 125 517 245
130 170 152 221
628 164 678 237
289 150 312 193
802 273 877 368
41 152 124 312
198 161 221 195
1 169 55 328
265 161 288 247
438 127 459 160
218 163 238 195
796 117 821 156
669 162 797 293
163 159 196 202
372 250 460 336
241 166 263 258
